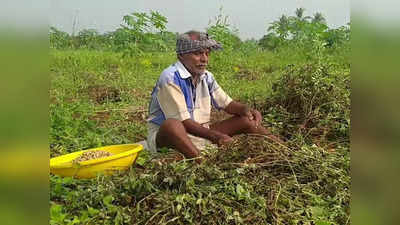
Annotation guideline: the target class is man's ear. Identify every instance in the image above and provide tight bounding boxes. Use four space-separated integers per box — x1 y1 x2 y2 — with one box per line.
177 54 183 60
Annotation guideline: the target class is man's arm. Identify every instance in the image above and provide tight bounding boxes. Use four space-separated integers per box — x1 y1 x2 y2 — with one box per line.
182 119 232 145
224 101 262 127
224 101 249 116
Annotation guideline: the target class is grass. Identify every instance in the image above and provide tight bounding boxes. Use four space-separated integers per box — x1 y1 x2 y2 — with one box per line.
50 45 350 225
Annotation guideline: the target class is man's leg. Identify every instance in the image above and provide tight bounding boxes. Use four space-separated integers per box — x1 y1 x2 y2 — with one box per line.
156 118 200 159
210 116 282 142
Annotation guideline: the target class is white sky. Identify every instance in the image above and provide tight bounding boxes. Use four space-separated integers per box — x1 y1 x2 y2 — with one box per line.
47 0 352 40
49 0 350 40
4 0 400 38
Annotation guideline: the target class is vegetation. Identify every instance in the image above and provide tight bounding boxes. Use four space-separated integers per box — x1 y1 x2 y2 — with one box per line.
50 8 350 225
259 8 350 51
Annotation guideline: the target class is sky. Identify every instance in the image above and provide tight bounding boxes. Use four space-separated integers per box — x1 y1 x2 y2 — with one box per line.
50 0 350 40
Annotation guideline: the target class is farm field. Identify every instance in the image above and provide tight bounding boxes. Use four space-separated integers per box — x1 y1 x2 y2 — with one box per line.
50 10 350 225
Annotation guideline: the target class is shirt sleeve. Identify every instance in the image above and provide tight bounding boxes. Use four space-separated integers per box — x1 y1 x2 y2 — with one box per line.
211 86 233 110
157 82 191 121
206 73 232 110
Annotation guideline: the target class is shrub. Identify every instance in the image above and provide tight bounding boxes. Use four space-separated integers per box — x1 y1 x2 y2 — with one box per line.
207 7 242 51
49 26 73 49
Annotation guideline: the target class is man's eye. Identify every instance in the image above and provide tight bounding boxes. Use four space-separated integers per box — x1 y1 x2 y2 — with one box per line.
194 51 208 56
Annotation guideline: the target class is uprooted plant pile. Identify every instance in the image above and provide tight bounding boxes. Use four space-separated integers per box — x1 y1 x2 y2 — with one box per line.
51 134 349 225
259 63 350 145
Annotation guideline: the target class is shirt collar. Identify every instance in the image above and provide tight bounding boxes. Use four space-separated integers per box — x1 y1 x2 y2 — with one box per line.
176 60 208 80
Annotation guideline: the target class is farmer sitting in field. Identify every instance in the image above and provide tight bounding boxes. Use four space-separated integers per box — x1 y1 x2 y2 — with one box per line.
146 30 279 161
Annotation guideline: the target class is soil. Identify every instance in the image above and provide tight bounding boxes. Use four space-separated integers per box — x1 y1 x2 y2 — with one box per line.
87 85 121 104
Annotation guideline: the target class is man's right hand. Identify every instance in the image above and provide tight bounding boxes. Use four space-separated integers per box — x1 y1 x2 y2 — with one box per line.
217 134 233 146
182 119 233 146
210 131 233 146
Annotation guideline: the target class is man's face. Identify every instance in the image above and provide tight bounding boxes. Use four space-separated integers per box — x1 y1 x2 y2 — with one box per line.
179 48 209 76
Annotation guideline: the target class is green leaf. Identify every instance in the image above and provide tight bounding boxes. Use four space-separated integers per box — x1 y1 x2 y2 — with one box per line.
176 204 182 212
310 206 325 217
50 204 66 223
67 216 80 225
88 207 100 216
103 195 114 207
315 220 332 225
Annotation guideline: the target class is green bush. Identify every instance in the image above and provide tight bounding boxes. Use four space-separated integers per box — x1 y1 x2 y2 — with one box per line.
206 7 242 51
50 27 73 49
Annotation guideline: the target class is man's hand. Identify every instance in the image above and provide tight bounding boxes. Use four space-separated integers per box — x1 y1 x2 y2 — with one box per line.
244 108 262 128
210 130 233 146
217 133 233 146
225 102 263 128
182 119 233 146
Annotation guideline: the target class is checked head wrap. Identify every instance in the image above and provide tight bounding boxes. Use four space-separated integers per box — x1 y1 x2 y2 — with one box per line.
176 30 222 54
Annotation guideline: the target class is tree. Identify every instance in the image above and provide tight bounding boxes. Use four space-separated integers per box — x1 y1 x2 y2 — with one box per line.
295 8 311 21
259 33 280 51
312 12 326 25
268 15 290 39
118 10 169 55
76 29 103 49
263 8 346 50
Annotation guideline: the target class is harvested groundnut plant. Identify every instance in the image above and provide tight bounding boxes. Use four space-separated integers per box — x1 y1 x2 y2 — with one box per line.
72 150 113 163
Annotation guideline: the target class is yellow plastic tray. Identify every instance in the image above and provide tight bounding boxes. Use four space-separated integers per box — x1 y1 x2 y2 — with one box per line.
50 144 143 179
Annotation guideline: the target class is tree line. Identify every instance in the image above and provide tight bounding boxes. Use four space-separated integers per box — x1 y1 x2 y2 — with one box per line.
50 8 350 55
